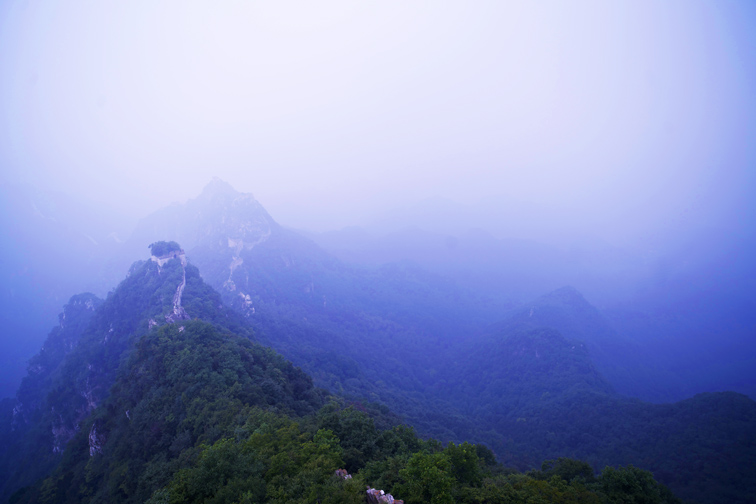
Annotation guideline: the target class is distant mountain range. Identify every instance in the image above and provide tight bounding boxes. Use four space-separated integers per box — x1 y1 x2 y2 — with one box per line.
2 178 753 403
307 202 756 403
1 179 755 503
0 241 692 504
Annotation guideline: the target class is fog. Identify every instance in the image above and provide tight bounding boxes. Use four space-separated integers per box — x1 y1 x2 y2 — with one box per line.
1 1 755 397
2 1 754 238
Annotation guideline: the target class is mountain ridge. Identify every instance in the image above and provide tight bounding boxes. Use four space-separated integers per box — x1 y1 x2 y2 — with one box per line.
0 242 688 504
0 245 257 501
2 181 754 503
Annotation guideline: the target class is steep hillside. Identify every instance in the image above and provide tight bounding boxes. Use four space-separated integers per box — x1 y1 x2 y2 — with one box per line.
443 327 614 417
0 243 252 501
125 180 500 339
122 180 503 440
0 293 101 497
482 286 687 402
109 182 756 504
11 321 326 504
0 245 687 504
435 313 756 504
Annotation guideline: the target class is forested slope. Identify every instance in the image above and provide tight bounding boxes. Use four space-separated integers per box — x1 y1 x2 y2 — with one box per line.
107 183 756 504
0 245 686 504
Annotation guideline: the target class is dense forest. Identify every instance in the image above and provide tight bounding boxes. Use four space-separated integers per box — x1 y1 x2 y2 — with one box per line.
1 183 755 504
0 253 683 504
122 183 754 504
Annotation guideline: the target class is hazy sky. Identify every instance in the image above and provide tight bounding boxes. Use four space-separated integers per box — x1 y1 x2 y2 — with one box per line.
1 0 755 240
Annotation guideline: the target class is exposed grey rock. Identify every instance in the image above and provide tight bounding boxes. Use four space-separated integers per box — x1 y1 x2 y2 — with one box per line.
88 421 105 457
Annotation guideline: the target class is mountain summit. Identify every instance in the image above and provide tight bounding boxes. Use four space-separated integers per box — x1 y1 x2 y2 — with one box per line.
200 176 242 199
130 178 277 253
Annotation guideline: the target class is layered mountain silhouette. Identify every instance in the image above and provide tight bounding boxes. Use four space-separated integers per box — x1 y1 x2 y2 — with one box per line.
0 241 682 504
1 180 755 504
473 286 687 402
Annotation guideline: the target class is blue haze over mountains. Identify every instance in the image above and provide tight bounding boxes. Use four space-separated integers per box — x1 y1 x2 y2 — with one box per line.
2 0 754 407
2 179 753 403
2 3 756 502
1 179 755 503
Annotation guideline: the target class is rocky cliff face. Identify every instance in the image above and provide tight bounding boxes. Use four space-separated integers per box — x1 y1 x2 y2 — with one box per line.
0 293 102 499
127 178 277 261
12 293 101 430
123 178 280 316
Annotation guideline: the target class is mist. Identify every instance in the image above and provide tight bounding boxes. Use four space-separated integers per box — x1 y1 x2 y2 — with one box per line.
2 1 754 235
1 1 755 398
3 5 756 501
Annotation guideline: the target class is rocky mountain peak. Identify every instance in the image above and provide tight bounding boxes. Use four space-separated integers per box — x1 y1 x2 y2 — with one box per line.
537 285 588 307
200 177 242 200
